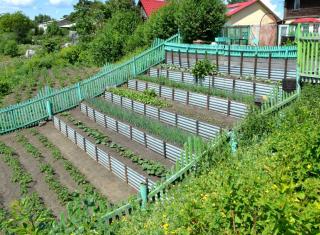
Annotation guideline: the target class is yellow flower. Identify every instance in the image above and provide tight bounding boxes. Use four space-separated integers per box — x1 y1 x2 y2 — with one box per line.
163 223 169 230
307 164 312 169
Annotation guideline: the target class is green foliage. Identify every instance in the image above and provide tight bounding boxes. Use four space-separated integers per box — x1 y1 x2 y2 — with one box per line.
0 81 10 97
112 85 320 234
86 98 191 146
0 12 34 43
46 21 63 37
34 14 52 24
192 59 217 82
3 40 18 57
71 0 110 42
61 112 168 177
42 38 60 53
59 46 81 64
137 76 254 104
176 0 227 42
3 193 55 234
108 87 169 108
0 142 33 194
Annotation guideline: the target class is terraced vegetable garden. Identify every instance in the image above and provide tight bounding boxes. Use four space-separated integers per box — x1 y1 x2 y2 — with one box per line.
0 42 295 233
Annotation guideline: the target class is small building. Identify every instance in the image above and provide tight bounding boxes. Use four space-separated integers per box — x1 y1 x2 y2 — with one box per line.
137 0 166 19
38 18 75 32
278 0 320 45
222 0 281 46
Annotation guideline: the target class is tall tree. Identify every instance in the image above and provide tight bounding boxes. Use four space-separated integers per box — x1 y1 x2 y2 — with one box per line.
0 12 33 43
70 0 109 41
34 14 53 24
176 0 227 43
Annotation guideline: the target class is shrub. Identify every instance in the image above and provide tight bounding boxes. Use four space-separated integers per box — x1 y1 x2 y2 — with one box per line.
59 46 81 64
0 81 10 96
175 0 227 42
192 59 217 83
3 40 18 57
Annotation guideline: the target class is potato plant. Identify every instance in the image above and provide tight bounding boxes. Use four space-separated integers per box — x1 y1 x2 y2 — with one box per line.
61 112 168 177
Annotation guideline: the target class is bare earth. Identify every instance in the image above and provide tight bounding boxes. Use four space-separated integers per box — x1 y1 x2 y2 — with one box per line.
0 133 65 217
0 157 20 209
38 122 136 204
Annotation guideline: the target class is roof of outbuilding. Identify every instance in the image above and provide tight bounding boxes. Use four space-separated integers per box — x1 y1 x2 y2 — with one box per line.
138 0 167 17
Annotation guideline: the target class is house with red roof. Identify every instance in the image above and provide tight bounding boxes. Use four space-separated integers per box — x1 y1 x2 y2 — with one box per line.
278 0 320 44
137 0 166 19
223 0 280 46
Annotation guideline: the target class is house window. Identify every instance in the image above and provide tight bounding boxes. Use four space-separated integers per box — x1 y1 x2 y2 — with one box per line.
314 24 319 33
293 0 300 10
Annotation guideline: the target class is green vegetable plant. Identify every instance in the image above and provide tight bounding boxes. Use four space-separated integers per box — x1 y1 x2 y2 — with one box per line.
61 113 168 178
108 87 169 108
0 142 33 194
16 134 73 205
192 59 217 84
86 98 192 146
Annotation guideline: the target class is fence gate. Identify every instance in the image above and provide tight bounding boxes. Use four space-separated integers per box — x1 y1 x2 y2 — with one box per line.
297 26 320 82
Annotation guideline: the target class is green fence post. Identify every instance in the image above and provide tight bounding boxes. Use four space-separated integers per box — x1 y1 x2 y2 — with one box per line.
132 56 137 78
77 83 83 101
228 130 237 154
140 182 148 209
46 100 53 120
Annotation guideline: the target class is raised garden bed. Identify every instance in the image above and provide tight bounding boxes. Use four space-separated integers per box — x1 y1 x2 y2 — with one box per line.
127 80 248 119
148 66 283 98
104 91 223 139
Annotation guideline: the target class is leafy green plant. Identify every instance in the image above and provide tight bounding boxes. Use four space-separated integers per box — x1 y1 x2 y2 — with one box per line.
192 59 217 84
86 98 191 146
61 112 168 177
108 87 169 108
0 142 33 194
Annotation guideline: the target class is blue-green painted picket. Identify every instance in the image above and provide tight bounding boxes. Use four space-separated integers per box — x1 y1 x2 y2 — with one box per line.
0 34 181 134
165 42 297 58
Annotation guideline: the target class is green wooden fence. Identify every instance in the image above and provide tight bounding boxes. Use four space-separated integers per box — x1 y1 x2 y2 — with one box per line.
297 26 320 80
165 42 297 58
0 34 181 135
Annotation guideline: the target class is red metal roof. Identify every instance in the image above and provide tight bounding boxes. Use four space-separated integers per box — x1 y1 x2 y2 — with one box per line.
227 0 257 16
292 18 320 23
139 0 167 17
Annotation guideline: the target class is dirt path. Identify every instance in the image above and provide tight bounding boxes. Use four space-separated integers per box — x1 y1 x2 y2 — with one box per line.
58 113 159 183
70 109 174 169
0 157 20 209
38 123 136 204
165 99 238 129
26 130 80 194
0 134 64 217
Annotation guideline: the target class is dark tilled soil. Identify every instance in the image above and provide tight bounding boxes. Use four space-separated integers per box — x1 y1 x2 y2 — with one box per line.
0 157 20 209
0 134 65 217
164 99 238 129
58 113 160 183
26 130 80 193
69 108 174 169
38 122 136 203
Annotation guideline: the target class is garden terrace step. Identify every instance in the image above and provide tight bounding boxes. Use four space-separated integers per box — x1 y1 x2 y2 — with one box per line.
0 157 21 209
80 102 183 163
0 134 64 217
54 115 157 192
66 109 174 169
127 79 244 121
38 122 135 204
60 109 173 178
148 67 282 98
164 49 296 81
104 92 223 140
